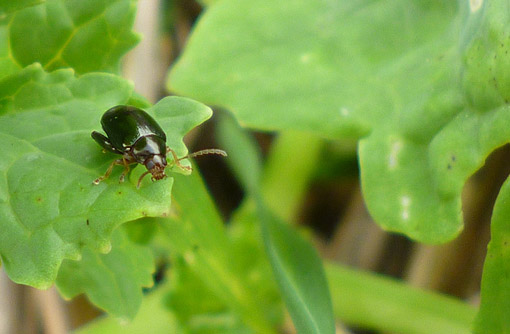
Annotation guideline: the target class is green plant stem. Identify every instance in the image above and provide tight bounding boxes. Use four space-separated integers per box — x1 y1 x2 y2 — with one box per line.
261 131 323 222
160 221 277 334
326 263 477 334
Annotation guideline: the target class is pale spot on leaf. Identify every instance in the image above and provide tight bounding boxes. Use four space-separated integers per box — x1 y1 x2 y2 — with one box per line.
470 0 483 12
300 53 312 64
118 318 130 326
184 251 196 264
389 140 403 169
100 241 112 254
401 195 411 220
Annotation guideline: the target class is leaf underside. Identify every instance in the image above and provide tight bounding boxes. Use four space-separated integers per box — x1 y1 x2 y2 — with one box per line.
169 0 510 245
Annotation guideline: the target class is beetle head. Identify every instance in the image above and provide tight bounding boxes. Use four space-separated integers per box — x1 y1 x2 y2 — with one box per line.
144 154 167 180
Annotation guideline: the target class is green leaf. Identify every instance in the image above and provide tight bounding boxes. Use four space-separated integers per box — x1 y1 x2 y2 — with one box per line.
123 217 158 245
257 199 335 334
168 0 458 138
74 281 181 334
56 227 154 320
0 65 211 288
474 178 510 333
166 256 254 334
0 0 45 15
9 0 139 74
0 24 23 80
160 171 279 334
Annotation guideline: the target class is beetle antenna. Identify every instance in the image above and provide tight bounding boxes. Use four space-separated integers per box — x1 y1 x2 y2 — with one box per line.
183 149 228 160
166 148 227 172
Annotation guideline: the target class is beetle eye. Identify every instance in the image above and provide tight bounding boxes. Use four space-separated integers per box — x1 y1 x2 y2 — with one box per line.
145 160 155 171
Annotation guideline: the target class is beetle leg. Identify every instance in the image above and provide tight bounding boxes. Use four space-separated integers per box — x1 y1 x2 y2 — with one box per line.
118 157 131 183
93 159 124 185
166 147 192 171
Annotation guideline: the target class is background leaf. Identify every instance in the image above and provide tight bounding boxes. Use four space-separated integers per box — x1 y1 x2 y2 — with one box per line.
467 2 510 331
166 256 254 334
257 200 335 334
465 173 510 333
74 281 181 334
326 263 476 334
56 227 155 320
8 0 139 75
167 0 510 244
168 0 459 139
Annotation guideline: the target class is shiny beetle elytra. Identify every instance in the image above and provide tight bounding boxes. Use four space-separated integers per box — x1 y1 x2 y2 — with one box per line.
91 105 226 188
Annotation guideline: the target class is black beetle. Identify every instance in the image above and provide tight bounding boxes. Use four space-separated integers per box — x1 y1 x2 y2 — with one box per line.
92 105 226 188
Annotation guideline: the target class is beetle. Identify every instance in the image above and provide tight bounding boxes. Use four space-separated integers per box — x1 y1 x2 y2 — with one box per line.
91 105 226 188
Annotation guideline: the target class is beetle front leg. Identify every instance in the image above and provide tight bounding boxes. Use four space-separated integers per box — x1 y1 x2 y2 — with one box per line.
93 159 125 185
